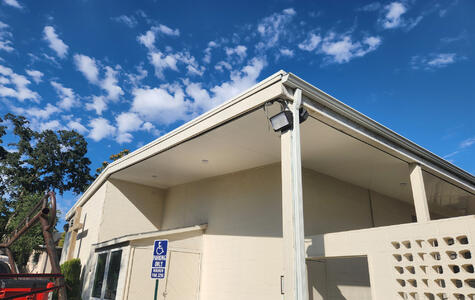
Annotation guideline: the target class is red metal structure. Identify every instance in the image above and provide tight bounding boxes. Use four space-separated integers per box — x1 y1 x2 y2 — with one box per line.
0 192 66 300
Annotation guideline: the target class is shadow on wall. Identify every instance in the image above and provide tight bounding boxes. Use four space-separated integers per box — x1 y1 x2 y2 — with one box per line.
110 179 163 229
308 257 372 300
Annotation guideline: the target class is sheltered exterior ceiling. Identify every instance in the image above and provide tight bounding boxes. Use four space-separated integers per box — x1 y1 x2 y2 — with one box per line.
66 71 475 219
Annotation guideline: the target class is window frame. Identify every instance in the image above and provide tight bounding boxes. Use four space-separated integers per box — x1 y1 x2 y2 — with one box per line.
90 245 129 300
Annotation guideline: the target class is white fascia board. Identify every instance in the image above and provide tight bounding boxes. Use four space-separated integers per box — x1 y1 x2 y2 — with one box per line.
281 72 475 193
66 71 287 219
92 224 208 249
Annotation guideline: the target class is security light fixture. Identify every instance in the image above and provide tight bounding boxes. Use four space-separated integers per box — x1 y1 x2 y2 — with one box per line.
270 110 293 132
269 106 309 132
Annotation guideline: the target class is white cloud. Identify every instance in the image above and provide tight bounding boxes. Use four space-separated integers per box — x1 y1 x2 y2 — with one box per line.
298 33 322 51
137 24 179 50
0 64 40 102
137 30 155 49
188 57 266 113
114 112 160 143
460 137 475 149
357 2 381 12
43 26 69 58
74 54 123 100
26 69 43 83
112 15 137 28
67 120 88 134
203 41 218 64
257 8 296 49
148 50 203 79
225 45 247 61
3 0 22 9
12 103 60 119
279 48 294 57
320 33 381 63
427 53 457 67
379 2 422 31
88 117 116 141
411 53 459 70
86 95 107 115
51 81 78 109
101 66 123 100
131 85 189 125
0 21 14 52
116 112 143 133
74 54 99 83
156 24 180 36
115 112 143 143
39 120 61 131
443 136 475 161
215 61 232 72
381 2 406 29
127 64 148 86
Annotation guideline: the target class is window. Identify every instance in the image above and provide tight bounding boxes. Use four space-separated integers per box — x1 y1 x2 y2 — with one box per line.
91 249 123 300
33 252 41 265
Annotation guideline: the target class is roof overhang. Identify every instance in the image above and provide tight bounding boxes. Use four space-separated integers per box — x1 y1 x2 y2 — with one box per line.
66 71 474 219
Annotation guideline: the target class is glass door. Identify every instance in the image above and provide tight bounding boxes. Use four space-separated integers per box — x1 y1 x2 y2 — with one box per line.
91 249 123 300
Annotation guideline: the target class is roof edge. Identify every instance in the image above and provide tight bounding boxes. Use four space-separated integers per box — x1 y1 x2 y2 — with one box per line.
66 70 287 219
282 72 475 190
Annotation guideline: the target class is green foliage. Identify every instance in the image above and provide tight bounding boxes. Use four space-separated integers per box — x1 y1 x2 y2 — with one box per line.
53 259 82 300
61 259 82 300
0 114 93 269
95 149 130 176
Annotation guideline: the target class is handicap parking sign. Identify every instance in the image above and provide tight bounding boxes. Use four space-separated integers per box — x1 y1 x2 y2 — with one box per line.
151 239 168 279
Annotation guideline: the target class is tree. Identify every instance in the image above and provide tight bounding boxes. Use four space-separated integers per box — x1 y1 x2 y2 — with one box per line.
0 114 93 268
95 149 130 177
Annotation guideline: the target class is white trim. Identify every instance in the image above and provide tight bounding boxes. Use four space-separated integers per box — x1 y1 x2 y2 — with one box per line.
92 224 208 249
281 73 475 192
90 245 130 300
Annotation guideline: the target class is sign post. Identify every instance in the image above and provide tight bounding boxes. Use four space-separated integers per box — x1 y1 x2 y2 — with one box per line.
151 239 168 300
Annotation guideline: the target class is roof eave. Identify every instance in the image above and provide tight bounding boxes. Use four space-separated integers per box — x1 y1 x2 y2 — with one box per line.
281 72 475 191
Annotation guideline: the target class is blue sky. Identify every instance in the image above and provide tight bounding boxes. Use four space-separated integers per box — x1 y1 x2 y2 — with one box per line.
0 0 474 224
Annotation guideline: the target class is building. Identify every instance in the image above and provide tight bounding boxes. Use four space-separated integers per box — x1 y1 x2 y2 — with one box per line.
61 71 475 300
26 232 63 274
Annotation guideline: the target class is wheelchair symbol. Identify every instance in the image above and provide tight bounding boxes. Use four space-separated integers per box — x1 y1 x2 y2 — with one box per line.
155 241 165 255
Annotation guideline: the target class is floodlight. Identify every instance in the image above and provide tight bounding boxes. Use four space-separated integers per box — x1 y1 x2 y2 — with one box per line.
270 110 293 132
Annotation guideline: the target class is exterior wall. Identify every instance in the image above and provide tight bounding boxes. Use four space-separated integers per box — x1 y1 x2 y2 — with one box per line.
158 164 415 300
99 179 165 242
68 163 416 300
161 164 283 300
73 182 106 299
26 250 51 273
124 231 203 299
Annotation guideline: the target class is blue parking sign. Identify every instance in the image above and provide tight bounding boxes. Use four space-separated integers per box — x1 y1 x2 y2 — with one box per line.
151 239 168 279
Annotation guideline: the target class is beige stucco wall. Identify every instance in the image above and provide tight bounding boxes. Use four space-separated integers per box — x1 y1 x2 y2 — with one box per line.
158 164 415 300
26 250 51 273
68 163 416 300
73 182 106 299
99 179 165 242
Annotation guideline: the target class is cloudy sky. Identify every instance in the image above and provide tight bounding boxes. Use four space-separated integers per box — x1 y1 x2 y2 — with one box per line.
0 0 474 219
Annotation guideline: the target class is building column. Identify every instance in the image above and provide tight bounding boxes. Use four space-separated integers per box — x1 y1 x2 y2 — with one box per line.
281 88 309 300
409 163 431 222
66 206 83 261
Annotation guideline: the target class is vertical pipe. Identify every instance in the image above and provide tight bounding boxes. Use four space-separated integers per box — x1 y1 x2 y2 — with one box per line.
290 89 309 300
281 88 309 300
